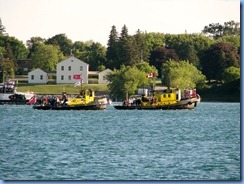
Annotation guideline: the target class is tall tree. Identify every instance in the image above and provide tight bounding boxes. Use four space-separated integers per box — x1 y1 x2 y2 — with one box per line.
106 25 119 69
26 36 46 58
0 35 29 59
46 34 73 56
30 44 61 71
118 25 140 66
202 20 240 39
86 42 107 71
200 42 240 81
134 29 150 62
0 18 6 35
149 46 179 77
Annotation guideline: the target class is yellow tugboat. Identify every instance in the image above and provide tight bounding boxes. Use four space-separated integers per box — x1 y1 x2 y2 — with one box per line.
33 88 108 110
114 88 200 110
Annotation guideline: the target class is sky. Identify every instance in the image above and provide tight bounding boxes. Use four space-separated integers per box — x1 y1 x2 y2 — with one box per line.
0 0 240 47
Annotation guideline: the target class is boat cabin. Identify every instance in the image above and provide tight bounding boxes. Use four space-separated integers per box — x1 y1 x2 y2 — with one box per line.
67 89 95 106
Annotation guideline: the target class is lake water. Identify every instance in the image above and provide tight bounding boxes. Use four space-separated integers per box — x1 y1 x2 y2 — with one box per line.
0 102 240 180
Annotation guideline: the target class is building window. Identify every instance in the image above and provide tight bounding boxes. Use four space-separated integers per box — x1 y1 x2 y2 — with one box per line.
68 66 71 71
80 66 83 71
31 75 34 80
61 66 64 71
40 75 43 80
61 75 64 80
103 75 107 80
23 68 28 71
68 75 71 80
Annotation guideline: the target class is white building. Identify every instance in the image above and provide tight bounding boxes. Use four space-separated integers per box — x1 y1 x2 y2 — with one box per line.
28 68 48 84
98 68 112 84
56 56 89 84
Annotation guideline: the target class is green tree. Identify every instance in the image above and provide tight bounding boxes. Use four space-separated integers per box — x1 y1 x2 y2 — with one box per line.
222 66 240 83
162 60 206 90
202 20 240 39
201 42 240 81
149 46 179 77
0 35 29 59
0 58 15 82
107 64 156 100
87 42 107 71
0 18 6 35
46 33 73 56
106 25 120 69
26 36 46 58
30 44 60 71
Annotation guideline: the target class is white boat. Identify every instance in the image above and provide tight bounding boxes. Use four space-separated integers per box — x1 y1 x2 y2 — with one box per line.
0 80 35 104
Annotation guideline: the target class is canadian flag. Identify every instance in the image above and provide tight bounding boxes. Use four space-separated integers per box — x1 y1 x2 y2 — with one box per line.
146 72 156 78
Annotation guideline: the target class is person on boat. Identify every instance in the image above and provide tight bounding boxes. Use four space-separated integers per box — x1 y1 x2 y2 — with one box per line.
62 93 68 105
141 94 149 102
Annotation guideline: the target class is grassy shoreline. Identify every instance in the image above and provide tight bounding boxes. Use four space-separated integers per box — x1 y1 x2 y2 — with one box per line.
16 81 240 102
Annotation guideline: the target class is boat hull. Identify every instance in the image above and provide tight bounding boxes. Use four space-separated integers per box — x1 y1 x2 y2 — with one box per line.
114 100 197 110
33 104 107 110
0 99 27 105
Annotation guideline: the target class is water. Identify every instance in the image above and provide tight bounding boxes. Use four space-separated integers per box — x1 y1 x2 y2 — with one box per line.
0 102 240 180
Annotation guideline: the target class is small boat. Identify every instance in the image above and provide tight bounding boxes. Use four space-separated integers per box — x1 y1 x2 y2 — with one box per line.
0 80 35 105
114 88 200 110
33 89 108 110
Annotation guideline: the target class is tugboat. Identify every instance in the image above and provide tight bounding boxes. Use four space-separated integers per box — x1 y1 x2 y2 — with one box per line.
114 88 200 110
0 80 34 105
33 88 108 110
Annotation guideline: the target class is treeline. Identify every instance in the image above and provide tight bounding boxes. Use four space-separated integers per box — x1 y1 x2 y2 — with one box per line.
0 18 240 86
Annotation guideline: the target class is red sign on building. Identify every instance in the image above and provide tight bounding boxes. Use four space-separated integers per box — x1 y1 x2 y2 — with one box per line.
73 74 81 80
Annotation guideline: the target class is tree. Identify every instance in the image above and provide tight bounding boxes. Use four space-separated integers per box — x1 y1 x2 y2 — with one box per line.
202 20 240 39
86 42 107 71
161 60 206 90
106 25 120 69
0 58 15 82
0 18 6 35
200 42 240 81
107 64 157 100
30 44 61 71
46 33 73 56
26 36 46 58
0 35 29 59
149 46 179 77
222 66 240 83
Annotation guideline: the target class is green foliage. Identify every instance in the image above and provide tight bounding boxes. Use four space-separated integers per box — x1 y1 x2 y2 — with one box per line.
97 65 106 72
46 33 73 56
107 63 157 99
30 44 61 71
222 66 240 83
0 34 29 59
201 42 240 81
0 59 15 82
162 60 206 90
0 18 6 35
26 37 46 58
149 46 179 77
202 20 240 39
